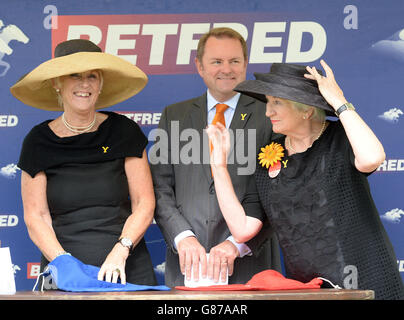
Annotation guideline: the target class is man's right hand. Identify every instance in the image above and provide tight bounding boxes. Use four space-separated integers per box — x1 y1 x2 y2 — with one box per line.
177 236 207 282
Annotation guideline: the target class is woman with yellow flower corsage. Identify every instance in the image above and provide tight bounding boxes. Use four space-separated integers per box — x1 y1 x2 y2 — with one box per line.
258 142 284 178
206 61 403 300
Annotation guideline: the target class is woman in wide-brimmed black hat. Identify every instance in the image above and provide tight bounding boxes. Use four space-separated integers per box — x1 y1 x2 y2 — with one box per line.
206 60 404 300
12 39 157 287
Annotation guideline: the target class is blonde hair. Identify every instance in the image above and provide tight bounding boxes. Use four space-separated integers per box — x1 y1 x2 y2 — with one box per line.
291 100 326 121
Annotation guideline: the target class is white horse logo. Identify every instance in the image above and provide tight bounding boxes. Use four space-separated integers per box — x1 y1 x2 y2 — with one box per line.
0 19 29 77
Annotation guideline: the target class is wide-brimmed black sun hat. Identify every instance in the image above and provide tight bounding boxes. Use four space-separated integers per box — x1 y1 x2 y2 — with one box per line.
10 39 148 111
234 63 335 116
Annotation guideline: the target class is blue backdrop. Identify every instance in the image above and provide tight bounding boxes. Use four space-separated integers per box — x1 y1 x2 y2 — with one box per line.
1 0 403 291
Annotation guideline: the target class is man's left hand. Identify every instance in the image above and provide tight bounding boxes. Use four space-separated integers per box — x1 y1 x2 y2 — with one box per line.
208 240 239 283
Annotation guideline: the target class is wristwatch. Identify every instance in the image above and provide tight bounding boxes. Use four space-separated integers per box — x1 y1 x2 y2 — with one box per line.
335 102 355 117
117 237 133 252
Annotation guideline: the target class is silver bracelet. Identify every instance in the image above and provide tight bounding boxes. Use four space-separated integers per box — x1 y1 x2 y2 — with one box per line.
56 251 71 257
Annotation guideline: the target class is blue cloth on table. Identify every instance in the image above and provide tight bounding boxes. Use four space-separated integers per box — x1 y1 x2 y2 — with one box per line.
39 254 170 292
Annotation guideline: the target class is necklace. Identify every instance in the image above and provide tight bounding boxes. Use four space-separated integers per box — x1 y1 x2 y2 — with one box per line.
62 113 97 134
287 120 327 154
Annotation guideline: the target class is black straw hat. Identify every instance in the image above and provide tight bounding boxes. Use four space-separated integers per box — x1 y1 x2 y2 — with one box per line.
234 63 334 116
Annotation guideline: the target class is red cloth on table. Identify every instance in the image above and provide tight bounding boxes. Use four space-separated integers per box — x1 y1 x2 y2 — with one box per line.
175 270 323 291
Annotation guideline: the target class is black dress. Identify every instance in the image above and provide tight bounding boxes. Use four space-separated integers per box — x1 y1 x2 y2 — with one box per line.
18 111 157 285
254 120 404 300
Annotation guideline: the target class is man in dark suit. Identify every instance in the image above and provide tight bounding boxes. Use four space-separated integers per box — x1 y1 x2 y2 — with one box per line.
150 27 280 287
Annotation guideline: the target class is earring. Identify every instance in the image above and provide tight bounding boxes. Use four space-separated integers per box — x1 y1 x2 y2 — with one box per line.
55 88 60 93
303 116 306 119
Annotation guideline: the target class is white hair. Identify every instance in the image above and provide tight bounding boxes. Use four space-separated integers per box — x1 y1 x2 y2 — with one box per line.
291 100 326 121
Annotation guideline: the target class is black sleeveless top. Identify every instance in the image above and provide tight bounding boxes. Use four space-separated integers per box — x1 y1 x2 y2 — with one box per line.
18 111 156 285
254 120 404 300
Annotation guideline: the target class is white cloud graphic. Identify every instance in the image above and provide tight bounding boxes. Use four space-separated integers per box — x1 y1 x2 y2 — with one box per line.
371 28 404 62
381 208 404 224
0 163 20 179
378 108 403 123
154 261 165 275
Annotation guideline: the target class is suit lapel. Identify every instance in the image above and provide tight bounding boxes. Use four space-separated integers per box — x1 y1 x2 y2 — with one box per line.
189 94 207 131
228 94 255 157
229 94 254 130
189 94 213 183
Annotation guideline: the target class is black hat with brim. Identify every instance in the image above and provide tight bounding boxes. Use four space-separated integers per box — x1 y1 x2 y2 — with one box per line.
234 63 335 116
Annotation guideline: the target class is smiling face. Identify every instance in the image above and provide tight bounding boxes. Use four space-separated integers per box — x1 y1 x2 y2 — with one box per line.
195 36 247 102
54 70 102 113
265 95 306 135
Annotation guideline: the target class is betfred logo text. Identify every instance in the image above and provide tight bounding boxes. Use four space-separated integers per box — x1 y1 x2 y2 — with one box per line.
398 260 404 273
0 214 18 227
377 159 404 172
27 262 40 279
118 111 161 126
0 115 18 127
52 13 327 74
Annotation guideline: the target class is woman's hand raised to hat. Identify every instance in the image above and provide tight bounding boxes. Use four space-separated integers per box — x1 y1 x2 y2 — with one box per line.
304 59 348 110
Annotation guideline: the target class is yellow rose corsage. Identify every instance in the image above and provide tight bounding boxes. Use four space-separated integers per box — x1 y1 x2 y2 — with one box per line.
258 142 285 169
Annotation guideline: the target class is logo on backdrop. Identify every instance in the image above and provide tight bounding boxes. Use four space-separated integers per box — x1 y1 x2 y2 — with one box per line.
0 19 29 77
117 111 161 127
27 262 41 279
0 114 19 127
371 28 404 63
0 163 20 179
378 107 403 123
154 261 165 277
13 264 21 275
0 214 18 227
398 260 404 273
51 13 327 75
377 159 404 172
380 208 404 224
